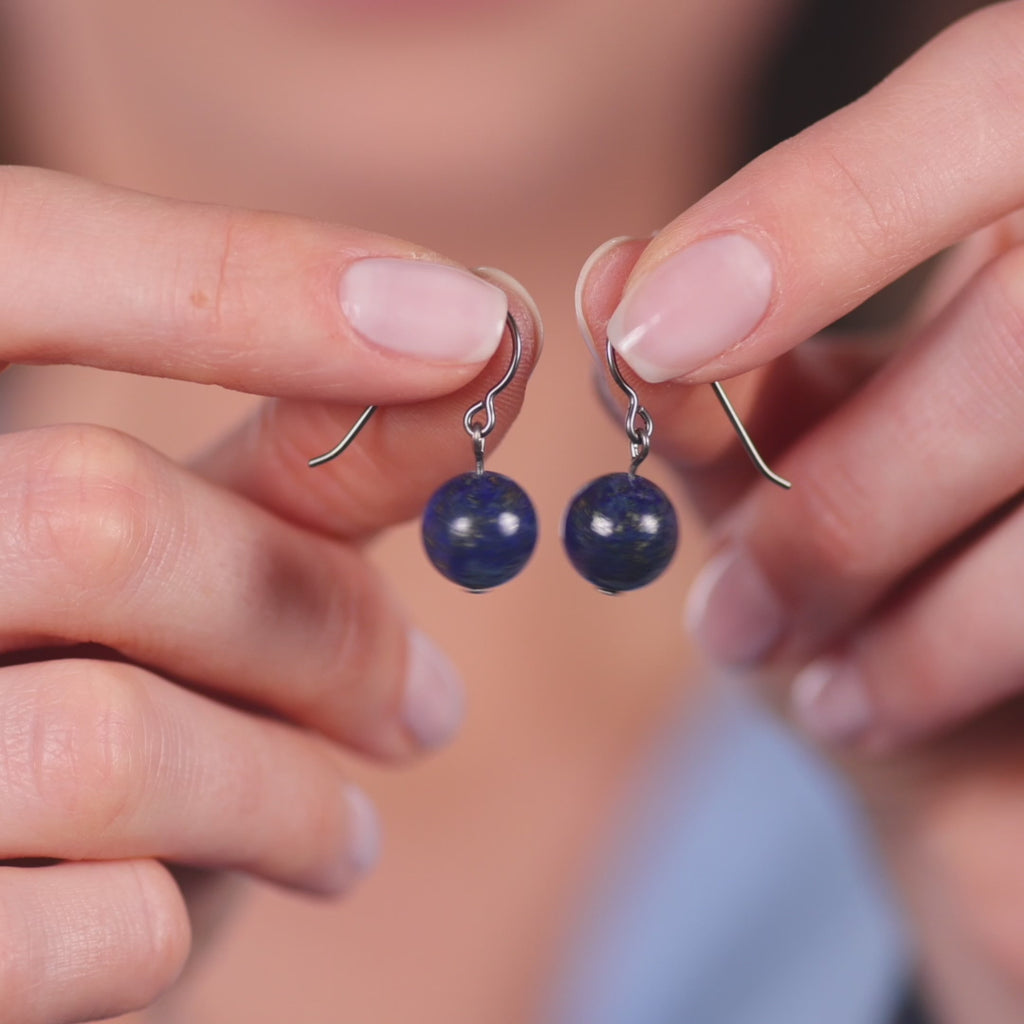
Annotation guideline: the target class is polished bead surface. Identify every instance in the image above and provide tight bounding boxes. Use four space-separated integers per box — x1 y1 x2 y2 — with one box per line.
562 472 678 593
422 471 538 591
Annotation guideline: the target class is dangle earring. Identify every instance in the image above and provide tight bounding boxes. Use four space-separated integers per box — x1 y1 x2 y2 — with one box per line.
562 341 791 594
309 312 538 592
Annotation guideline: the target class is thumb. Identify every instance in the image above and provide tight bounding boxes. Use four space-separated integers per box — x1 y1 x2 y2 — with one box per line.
578 237 894 520
597 3 1024 385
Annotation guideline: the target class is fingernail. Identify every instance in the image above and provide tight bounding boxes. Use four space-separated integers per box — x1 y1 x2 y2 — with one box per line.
315 784 381 894
791 658 871 744
574 236 646 364
401 628 466 750
339 258 508 362
343 784 381 878
474 266 544 352
685 545 785 665
607 234 774 382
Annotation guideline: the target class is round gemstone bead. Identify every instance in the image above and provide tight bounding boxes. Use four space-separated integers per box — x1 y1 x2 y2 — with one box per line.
562 472 678 593
422 471 538 591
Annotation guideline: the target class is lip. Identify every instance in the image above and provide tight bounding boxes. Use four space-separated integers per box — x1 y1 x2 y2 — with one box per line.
285 0 515 17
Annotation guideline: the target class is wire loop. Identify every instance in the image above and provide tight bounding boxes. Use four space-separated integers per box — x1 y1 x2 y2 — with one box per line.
309 311 523 471
603 338 791 489
462 311 521 444
606 339 654 473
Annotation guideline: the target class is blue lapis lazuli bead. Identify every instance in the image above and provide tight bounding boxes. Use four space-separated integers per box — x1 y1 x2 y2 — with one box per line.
422 470 538 591
562 472 678 593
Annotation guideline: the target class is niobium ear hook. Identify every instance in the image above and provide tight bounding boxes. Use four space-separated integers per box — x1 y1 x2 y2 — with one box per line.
308 311 523 471
604 340 792 490
309 312 537 591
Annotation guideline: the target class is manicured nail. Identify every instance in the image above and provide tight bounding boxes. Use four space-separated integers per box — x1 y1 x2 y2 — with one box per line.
401 628 466 750
791 658 871 744
685 545 785 665
574 236 647 364
343 784 382 877
318 783 381 892
474 266 544 351
339 258 508 362
607 234 774 382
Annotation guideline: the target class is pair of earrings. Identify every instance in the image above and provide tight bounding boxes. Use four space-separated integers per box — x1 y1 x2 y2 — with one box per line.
309 312 790 594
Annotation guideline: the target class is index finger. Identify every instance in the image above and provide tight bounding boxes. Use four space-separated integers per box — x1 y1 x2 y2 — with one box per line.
0 167 508 401
600 1 1024 384
194 273 542 540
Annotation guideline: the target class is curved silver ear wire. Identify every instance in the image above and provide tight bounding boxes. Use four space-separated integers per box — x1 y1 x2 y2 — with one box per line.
308 311 523 471
605 337 655 475
308 404 378 468
462 310 522 473
605 339 792 490
709 379 792 490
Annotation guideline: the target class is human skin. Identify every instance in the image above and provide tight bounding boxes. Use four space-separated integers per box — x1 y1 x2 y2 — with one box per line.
578 2 1024 1016
0 166 547 1023
2 0 1023 1022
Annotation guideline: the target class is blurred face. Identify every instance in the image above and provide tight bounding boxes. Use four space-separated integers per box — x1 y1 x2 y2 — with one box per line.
1 0 791 239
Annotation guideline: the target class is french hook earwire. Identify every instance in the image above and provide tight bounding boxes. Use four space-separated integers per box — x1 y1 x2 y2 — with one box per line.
604 338 654 475
709 379 792 490
308 311 523 471
603 339 792 490
462 310 522 474
308 403 378 468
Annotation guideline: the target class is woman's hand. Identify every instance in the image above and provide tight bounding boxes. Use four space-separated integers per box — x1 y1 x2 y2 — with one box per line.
0 166 539 1024
578 1 1024 1015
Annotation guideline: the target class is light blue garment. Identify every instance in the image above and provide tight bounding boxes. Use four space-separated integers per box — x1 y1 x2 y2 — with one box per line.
543 679 908 1024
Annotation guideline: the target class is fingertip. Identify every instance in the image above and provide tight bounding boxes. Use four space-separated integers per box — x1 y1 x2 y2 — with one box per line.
790 657 873 747
124 858 193 996
474 267 543 340
473 266 544 370
574 236 649 363
607 233 776 384
399 627 466 752
343 784 383 877
338 258 509 366
684 545 786 666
